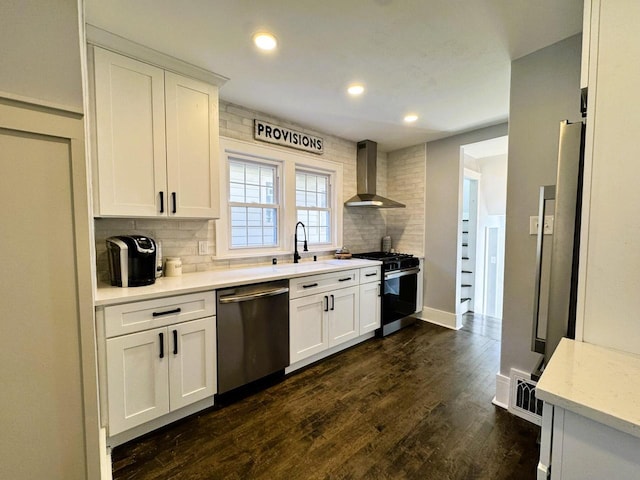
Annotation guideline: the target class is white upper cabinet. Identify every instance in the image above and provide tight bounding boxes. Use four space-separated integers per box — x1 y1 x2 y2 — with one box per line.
93 47 167 217
165 72 220 218
92 47 220 218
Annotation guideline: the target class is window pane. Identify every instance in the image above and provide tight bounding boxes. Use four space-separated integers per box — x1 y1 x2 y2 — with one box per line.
317 177 327 193
296 190 306 206
306 175 317 192
306 192 317 207
320 210 330 227
319 227 330 243
231 207 247 226
296 173 305 190
229 184 245 202
231 227 247 247
263 208 276 227
261 168 274 187
228 158 280 249
317 192 327 208
245 165 260 185
229 162 245 183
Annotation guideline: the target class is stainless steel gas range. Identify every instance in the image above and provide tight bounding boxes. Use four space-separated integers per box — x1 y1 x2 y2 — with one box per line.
352 252 420 336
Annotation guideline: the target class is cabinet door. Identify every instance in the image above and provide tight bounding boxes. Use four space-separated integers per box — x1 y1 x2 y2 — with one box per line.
359 282 381 334
168 317 216 410
106 328 169 435
290 293 329 363
165 72 220 218
93 47 167 217
328 286 359 347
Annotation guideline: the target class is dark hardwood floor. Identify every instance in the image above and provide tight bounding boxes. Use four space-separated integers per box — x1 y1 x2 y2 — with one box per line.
112 318 539 480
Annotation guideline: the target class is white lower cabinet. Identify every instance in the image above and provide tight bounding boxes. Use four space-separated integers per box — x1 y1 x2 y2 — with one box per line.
359 281 381 334
328 286 359 346
540 403 640 480
289 293 329 363
106 316 215 436
289 286 359 364
289 267 383 365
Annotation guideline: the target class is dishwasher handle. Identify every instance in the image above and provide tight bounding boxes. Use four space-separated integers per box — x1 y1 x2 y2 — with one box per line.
219 286 289 304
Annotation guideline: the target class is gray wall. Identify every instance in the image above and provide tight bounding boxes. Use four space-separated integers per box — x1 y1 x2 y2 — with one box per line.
0 0 84 111
500 34 582 375
424 123 508 314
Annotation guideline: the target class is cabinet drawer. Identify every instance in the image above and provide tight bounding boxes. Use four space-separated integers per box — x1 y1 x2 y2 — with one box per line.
359 266 381 284
105 292 215 338
289 269 359 299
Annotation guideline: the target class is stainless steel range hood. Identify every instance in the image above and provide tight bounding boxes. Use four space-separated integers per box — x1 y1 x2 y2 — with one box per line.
345 140 406 208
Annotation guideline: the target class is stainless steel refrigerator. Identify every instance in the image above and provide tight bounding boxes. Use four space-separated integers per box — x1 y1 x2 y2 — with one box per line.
531 120 585 379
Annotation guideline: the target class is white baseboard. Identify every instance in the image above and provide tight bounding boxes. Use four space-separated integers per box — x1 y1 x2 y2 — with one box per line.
99 427 113 480
493 372 510 409
416 307 462 330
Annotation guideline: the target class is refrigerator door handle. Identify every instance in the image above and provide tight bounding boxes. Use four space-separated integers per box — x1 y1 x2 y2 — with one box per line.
532 185 555 354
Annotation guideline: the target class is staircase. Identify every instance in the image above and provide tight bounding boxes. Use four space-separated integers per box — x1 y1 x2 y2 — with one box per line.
460 219 474 313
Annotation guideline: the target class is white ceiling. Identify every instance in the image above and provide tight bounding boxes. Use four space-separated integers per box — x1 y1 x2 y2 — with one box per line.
85 0 583 152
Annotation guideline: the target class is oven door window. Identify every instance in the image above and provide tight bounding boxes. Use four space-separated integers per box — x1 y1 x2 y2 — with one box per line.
383 272 417 323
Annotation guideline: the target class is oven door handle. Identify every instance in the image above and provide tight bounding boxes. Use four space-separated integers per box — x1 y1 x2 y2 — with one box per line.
385 267 420 280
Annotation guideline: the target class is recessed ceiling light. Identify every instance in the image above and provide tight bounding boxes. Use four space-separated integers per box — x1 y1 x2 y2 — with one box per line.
347 84 365 96
253 32 277 51
404 114 418 123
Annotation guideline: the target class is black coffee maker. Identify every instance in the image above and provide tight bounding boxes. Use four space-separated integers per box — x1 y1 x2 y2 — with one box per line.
106 235 157 287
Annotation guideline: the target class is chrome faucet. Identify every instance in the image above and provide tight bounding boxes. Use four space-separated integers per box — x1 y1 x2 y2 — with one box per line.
294 221 308 263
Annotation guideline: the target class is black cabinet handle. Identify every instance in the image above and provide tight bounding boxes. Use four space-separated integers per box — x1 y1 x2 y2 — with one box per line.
159 191 165 213
365 272 377 277
171 192 177 214
324 295 328 312
330 294 335 311
159 332 164 359
173 329 178 355
152 307 181 317
303 283 318 289
339 277 351 282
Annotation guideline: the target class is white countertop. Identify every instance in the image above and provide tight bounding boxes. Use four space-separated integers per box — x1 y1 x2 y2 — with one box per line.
95 258 381 306
536 338 640 439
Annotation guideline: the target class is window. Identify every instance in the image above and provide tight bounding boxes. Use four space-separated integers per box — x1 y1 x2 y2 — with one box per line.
296 170 331 244
217 137 343 259
228 159 279 248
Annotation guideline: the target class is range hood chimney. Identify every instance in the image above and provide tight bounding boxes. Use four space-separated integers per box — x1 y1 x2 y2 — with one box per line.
345 140 406 208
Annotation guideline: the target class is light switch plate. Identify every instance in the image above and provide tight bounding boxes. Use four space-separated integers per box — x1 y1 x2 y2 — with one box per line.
529 215 554 235
198 241 208 255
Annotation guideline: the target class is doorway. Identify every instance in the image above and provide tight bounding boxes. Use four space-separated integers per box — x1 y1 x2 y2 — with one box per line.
458 136 508 320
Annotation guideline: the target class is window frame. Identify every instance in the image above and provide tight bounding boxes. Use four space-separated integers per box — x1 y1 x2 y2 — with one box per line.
216 137 343 259
295 168 332 246
228 157 280 249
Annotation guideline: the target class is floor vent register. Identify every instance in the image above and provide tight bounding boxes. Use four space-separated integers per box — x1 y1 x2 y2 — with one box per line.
508 368 543 425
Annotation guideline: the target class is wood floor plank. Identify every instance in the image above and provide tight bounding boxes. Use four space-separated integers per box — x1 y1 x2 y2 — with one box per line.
111 318 539 480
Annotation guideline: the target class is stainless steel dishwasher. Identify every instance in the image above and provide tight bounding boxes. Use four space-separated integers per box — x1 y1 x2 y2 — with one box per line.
216 279 290 394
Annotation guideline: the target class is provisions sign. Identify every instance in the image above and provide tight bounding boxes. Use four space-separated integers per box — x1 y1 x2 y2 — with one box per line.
254 120 323 154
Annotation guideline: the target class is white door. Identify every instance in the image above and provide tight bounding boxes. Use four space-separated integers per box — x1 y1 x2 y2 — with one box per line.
165 72 220 218
290 294 329 363
106 328 170 435
168 317 216 410
359 282 381 334
93 47 167 217
328 286 359 347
